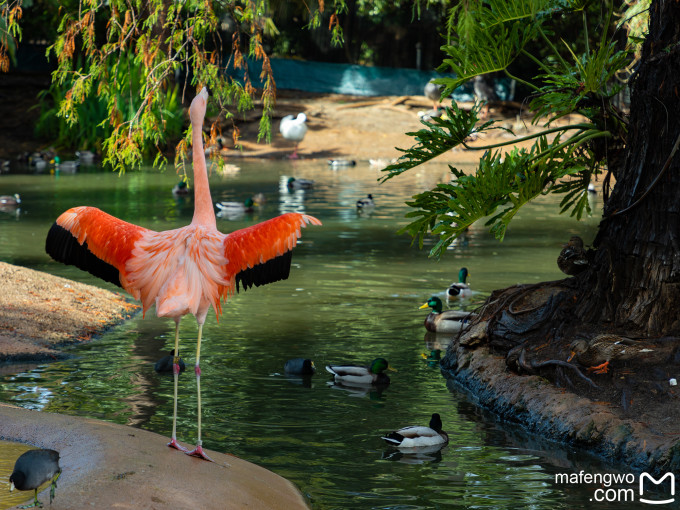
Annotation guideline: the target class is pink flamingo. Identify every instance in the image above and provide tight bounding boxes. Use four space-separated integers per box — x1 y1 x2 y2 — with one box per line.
45 88 321 461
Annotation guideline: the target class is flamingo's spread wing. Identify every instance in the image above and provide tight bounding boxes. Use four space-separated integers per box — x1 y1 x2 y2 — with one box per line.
46 206 150 289
223 213 321 292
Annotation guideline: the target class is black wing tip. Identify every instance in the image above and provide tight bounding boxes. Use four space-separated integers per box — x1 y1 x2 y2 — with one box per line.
45 222 122 288
235 250 293 293
383 432 404 444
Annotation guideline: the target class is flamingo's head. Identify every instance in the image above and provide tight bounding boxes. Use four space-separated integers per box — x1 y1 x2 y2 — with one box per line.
189 87 209 125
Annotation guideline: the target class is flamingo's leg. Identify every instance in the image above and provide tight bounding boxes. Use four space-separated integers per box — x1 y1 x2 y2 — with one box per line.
168 319 188 452
186 323 214 462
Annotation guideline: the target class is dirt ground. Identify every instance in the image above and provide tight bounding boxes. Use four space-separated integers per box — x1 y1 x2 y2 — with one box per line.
0 261 139 362
0 71 541 163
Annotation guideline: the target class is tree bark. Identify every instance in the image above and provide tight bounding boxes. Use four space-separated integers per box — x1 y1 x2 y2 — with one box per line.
576 0 680 335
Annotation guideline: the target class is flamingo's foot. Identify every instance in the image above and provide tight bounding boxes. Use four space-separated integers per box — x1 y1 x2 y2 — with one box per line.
287 153 300 160
588 361 610 374
167 437 189 452
186 443 214 462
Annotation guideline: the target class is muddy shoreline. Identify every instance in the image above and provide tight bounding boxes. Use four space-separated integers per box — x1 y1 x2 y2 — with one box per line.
0 261 140 364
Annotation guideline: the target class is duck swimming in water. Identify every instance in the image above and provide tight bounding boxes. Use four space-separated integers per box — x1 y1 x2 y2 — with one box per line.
382 413 448 448
420 296 476 334
446 267 472 299
325 357 391 386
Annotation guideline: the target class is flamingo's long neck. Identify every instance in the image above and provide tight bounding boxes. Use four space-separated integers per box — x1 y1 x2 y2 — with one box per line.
191 104 216 228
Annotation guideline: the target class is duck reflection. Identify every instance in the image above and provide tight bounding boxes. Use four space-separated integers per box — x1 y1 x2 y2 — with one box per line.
381 443 447 464
279 176 310 214
326 381 388 399
284 373 315 388
424 331 453 352
0 193 21 218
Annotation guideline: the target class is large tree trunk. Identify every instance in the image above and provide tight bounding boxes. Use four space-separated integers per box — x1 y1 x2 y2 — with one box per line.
575 0 680 335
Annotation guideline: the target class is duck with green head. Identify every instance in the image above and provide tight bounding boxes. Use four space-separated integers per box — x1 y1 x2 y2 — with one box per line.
287 177 314 190
325 357 391 386
215 198 255 219
420 296 476 334
446 267 472 299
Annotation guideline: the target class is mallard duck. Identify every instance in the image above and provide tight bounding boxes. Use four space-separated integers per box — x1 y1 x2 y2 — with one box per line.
10 449 61 508
325 357 391 386
52 156 79 173
568 334 659 374
382 413 449 448
215 197 255 217
280 113 307 159
557 235 588 275
28 153 47 171
172 181 190 196
284 358 316 375
446 267 472 299
328 159 356 168
287 177 314 190
356 194 375 210
154 350 186 373
0 193 21 206
218 163 241 176
420 296 476 334
76 150 96 165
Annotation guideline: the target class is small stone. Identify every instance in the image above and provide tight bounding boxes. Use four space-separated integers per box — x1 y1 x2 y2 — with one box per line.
670 378 677 386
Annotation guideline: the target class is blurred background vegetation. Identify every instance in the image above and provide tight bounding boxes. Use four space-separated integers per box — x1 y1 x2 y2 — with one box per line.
1 1 645 169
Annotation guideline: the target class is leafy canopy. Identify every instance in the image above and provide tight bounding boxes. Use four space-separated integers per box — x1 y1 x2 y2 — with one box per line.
382 0 645 257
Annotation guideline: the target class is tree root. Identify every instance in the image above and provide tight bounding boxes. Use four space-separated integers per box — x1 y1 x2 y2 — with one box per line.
516 347 599 389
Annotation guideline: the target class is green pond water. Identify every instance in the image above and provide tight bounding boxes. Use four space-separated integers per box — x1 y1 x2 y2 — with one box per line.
0 159 648 509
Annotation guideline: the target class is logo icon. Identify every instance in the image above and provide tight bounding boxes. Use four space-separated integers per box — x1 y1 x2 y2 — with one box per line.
639 472 675 505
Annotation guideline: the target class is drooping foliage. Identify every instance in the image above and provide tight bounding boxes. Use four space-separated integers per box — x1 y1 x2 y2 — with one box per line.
1 0 290 175
382 0 648 257
1 0 383 175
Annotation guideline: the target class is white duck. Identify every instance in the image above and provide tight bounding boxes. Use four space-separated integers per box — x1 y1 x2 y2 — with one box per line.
279 113 308 159
382 413 449 448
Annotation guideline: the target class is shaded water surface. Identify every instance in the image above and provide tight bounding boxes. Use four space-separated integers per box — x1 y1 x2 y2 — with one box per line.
0 160 643 509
